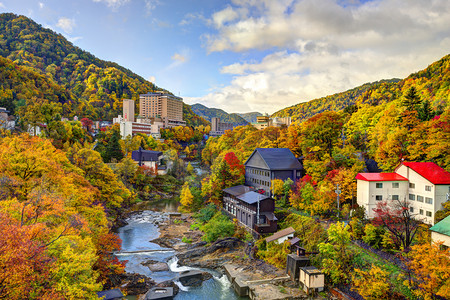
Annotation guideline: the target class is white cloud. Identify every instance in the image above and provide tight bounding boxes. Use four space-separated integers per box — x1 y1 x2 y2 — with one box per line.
195 0 450 113
0 2 5 9
179 12 207 26
39 2 44 9
92 0 130 10
167 50 190 69
145 0 160 15
56 17 75 34
148 76 156 83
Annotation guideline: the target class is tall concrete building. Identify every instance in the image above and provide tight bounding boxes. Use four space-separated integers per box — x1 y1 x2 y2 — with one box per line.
210 117 234 136
123 99 135 122
139 92 186 127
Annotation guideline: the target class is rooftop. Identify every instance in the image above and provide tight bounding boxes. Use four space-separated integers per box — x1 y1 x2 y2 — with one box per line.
237 191 270 204
131 148 163 162
399 162 450 185
430 215 450 236
265 227 295 243
245 148 302 170
223 185 253 197
355 173 408 181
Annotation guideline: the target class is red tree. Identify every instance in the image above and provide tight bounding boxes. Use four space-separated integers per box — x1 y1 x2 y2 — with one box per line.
373 199 419 250
80 118 94 132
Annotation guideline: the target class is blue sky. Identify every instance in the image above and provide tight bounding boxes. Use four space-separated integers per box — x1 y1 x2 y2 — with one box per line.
1 0 449 114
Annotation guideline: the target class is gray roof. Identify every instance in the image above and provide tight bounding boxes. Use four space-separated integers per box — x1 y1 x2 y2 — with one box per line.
265 227 295 243
245 148 302 170
97 289 123 300
132 148 163 162
237 191 270 204
223 185 252 196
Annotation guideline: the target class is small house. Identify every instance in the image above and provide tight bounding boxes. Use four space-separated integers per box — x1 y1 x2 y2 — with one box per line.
265 227 295 244
131 148 163 172
430 215 450 248
299 266 325 294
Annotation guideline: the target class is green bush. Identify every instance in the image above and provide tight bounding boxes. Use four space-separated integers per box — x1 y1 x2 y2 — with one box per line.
202 212 235 243
195 204 217 223
182 236 192 244
363 224 384 249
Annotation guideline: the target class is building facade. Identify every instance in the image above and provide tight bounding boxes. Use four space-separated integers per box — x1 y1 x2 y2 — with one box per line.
356 162 450 225
222 185 277 234
252 116 291 130
123 99 135 122
139 92 186 127
210 117 234 136
244 148 303 196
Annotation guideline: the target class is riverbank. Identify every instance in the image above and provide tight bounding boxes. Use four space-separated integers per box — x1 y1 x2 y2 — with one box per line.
152 213 324 300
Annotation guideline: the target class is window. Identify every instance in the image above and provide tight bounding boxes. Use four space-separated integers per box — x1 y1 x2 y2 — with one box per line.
392 195 399 200
425 197 433 204
376 183 383 188
375 195 382 201
409 194 415 201
409 183 415 189
392 182 399 188
425 185 432 192
419 209 424 215
417 195 424 202
426 211 432 217
409 207 414 213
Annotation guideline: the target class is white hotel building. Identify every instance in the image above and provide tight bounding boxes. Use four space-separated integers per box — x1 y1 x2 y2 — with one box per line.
356 162 450 225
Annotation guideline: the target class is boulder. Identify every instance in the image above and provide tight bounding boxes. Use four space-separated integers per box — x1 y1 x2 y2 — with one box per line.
147 262 169 272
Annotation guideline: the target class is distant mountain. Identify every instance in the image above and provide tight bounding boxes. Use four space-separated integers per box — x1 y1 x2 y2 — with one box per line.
236 112 263 123
272 79 401 122
183 104 209 127
0 13 205 124
191 103 249 125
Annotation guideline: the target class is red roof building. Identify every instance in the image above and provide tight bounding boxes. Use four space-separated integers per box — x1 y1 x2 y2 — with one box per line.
355 173 408 182
397 162 450 185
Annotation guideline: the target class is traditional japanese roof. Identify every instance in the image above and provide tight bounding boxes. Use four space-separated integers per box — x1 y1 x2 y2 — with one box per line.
262 212 278 221
96 289 124 300
245 148 302 170
223 185 252 196
265 227 295 243
237 191 270 204
430 215 450 236
131 148 162 162
355 173 408 181
399 162 450 185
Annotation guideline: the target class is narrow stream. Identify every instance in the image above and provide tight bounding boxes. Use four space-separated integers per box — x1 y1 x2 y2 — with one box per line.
117 211 244 299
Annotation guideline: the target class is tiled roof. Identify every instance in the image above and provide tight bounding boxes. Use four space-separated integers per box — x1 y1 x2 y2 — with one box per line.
355 173 408 181
430 215 450 236
265 227 295 243
400 162 450 184
245 148 302 170
237 191 269 204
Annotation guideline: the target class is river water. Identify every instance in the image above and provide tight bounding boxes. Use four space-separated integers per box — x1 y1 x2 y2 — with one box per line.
117 211 244 300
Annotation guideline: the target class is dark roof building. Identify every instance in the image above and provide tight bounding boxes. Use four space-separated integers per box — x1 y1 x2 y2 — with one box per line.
132 148 163 166
244 148 303 196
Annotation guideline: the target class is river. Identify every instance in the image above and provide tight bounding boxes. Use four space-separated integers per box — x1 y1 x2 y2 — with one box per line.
117 211 245 300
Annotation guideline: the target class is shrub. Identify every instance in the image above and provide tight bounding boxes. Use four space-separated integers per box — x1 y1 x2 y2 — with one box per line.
257 240 291 269
195 204 217 223
363 223 383 249
182 237 192 244
202 212 235 243
352 264 390 299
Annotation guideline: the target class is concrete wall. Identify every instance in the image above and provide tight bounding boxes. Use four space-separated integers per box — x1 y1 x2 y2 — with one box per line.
431 231 450 248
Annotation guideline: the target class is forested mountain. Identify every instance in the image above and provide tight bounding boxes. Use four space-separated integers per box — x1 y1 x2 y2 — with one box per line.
191 103 249 125
183 104 210 127
0 13 204 124
236 112 262 123
272 79 401 122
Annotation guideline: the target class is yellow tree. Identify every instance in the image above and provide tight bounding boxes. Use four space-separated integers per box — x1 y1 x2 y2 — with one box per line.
406 242 450 300
352 264 390 300
180 182 194 208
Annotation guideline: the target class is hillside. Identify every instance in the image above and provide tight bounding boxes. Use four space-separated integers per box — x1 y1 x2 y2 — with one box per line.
236 112 262 123
183 104 210 127
191 103 248 125
272 79 401 122
0 13 204 124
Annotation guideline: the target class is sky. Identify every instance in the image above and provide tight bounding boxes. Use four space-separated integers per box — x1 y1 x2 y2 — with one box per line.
0 0 449 114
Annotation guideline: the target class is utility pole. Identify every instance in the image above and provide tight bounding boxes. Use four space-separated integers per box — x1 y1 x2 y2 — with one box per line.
335 184 341 221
